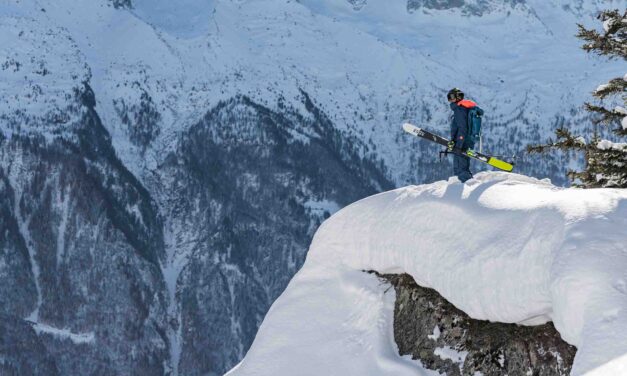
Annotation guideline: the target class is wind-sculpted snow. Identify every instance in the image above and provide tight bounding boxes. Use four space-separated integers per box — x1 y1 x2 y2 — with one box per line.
229 172 627 376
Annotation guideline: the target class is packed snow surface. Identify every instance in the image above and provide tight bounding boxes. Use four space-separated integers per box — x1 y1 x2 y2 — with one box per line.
228 172 627 376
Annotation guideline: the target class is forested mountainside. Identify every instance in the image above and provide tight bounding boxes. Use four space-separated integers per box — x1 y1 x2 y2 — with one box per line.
1 0 625 374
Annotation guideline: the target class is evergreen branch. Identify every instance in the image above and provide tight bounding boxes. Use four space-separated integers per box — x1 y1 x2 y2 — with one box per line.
598 9 627 34
584 103 624 125
577 10 627 59
533 8 627 188
527 128 587 154
592 77 627 99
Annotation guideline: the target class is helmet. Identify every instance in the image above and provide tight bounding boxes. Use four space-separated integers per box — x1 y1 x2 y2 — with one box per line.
447 88 464 102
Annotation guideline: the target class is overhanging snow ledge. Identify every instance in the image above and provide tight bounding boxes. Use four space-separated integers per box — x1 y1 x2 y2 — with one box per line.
230 172 627 376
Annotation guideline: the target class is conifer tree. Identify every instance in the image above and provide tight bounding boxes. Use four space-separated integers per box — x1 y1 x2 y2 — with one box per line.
528 9 627 188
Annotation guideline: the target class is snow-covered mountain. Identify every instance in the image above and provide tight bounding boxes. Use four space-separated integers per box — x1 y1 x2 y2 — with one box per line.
228 172 627 376
0 0 625 374
3 0 626 183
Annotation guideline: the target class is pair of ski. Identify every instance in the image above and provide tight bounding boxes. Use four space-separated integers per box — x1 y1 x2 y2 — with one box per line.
402 123 514 172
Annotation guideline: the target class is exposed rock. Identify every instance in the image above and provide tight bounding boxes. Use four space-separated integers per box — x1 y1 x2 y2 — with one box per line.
0 174 38 318
110 0 132 9
346 0 368 11
407 0 526 16
379 273 576 376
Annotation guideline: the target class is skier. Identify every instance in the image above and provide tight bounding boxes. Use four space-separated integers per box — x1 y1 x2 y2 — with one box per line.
403 99 511 172
447 88 477 183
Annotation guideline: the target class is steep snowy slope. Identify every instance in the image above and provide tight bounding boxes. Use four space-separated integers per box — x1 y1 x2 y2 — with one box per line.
228 172 627 376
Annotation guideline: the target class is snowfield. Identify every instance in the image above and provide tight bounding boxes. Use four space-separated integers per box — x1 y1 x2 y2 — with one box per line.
228 172 627 376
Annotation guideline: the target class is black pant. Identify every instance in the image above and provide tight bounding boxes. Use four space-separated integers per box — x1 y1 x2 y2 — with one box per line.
453 154 472 182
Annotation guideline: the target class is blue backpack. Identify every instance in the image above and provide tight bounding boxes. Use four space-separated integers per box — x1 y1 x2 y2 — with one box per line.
467 106 484 149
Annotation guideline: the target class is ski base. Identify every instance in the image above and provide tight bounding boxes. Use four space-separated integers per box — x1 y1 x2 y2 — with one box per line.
402 123 514 172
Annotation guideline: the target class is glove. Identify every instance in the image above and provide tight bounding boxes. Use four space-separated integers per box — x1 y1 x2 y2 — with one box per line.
447 140 455 152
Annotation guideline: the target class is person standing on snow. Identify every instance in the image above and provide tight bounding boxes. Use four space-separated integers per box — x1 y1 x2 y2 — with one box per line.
446 88 481 183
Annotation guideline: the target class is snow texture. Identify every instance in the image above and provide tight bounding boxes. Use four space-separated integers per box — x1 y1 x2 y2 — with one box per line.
227 267 439 376
229 172 627 376
434 345 468 365
595 84 609 93
597 139 627 151
31 322 95 345
615 106 627 116
427 325 440 340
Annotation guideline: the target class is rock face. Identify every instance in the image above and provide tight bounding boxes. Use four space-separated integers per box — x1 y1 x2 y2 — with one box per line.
406 0 526 15
0 85 392 375
380 273 576 376
0 84 170 376
0 315 59 376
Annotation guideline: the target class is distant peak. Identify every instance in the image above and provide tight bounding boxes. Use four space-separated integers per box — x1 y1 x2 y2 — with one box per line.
406 0 526 16
346 0 367 11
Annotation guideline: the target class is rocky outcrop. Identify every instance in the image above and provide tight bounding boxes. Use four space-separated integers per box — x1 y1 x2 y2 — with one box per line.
406 0 526 16
110 0 132 9
379 273 576 376
346 0 368 11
